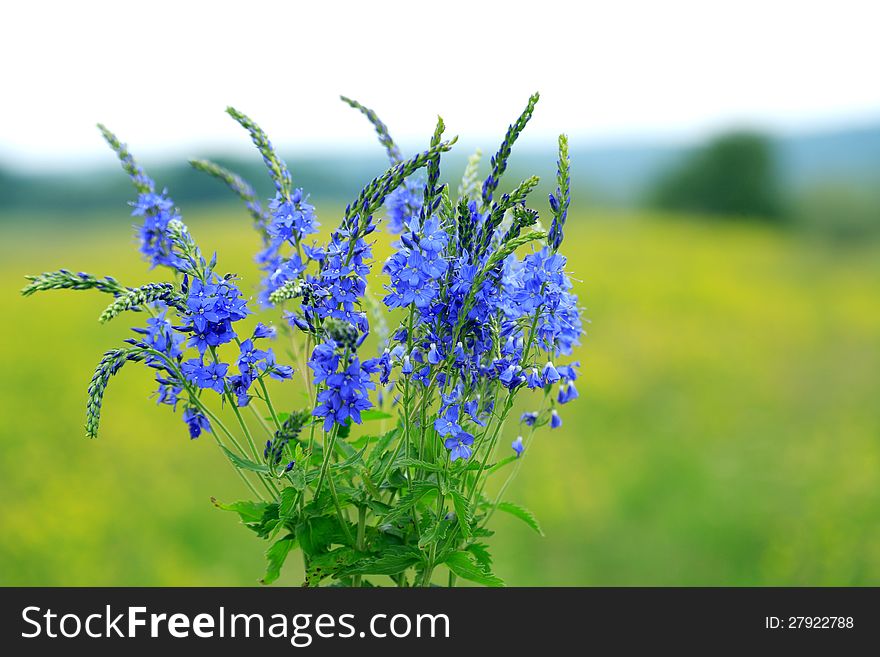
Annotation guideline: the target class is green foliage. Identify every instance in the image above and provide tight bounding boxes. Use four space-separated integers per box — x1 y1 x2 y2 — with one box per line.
650 131 786 221
262 534 297 585
444 551 504 587
494 501 543 536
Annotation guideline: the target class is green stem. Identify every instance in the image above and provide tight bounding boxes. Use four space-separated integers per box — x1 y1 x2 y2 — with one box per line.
313 424 339 499
483 391 550 528
247 403 275 438
257 377 282 431
327 473 355 546
353 506 367 588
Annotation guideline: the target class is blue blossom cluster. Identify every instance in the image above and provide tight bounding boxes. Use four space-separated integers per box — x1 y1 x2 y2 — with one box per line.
257 188 322 305
384 176 423 234
375 202 582 461
373 181 581 461
382 216 448 310
309 339 380 431
301 211 381 431
131 192 187 270
91 95 582 464
504 247 581 357
32 99 587 589
96 127 295 440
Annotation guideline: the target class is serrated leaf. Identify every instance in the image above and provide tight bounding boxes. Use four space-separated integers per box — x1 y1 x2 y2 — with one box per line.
335 437 357 458
444 551 504 587
418 518 452 549
467 542 493 569
332 443 368 470
486 454 517 475
496 501 544 536
220 445 270 473
394 457 444 472
305 547 360 586
338 546 422 577
211 497 269 524
278 488 298 519
261 534 296 585
449 490 474 540
366 428 399 468
380 483 437 525
286 468 306 491
297 515 351 554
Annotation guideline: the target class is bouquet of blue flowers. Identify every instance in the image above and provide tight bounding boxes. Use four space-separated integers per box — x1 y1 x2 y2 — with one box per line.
22 93 582 586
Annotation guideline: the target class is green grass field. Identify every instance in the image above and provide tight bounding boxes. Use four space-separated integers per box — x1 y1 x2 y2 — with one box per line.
1 206 879 585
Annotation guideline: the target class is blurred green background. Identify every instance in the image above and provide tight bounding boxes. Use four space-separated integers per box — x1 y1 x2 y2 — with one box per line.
2 142 879 584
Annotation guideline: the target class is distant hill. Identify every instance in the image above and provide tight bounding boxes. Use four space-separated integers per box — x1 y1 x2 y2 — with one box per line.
1 123 878 220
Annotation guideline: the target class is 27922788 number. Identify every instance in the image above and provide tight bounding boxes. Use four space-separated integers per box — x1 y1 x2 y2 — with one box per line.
772 617 855 629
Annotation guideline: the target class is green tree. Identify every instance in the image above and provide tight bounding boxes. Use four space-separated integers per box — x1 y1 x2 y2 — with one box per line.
650 131 785 221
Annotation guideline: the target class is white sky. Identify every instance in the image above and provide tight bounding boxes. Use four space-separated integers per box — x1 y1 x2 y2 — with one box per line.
2 0 879 170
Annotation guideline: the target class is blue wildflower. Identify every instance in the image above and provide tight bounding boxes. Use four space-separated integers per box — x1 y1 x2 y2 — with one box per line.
550 409 562 429
512 436 524 457
434 404 462 437
252 322 276 340
312 355 375 431
542 361 561 385
521 411 538 426
557 380 579 404
525 367 542 389
384 176 423 233
182 407 211 439
267 188 319 243
463 398 486 426
183 359 228 394
261 349 294 380
445 431 475 461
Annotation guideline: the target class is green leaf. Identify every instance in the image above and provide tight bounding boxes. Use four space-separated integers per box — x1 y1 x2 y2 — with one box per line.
467 542 493 569
213 498 280 539
305 547 361 586
444 551 504 587
331 444 369 471
334 437 357 458
278 488 298 519
449 490 474 540
220 445 270 474
338 546 422 577
418 519 452 549
366 428 399 468
349 433 380 450
486 454 517 475
380 483 437 525
394 457 444 472
297 515 351 554
496 501 544 536
360 409 393 421
261 534 296 585
211 497 269 524
286 468 306 491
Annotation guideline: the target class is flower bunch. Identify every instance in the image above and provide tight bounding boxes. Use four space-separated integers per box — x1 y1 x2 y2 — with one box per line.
22 93 583 587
